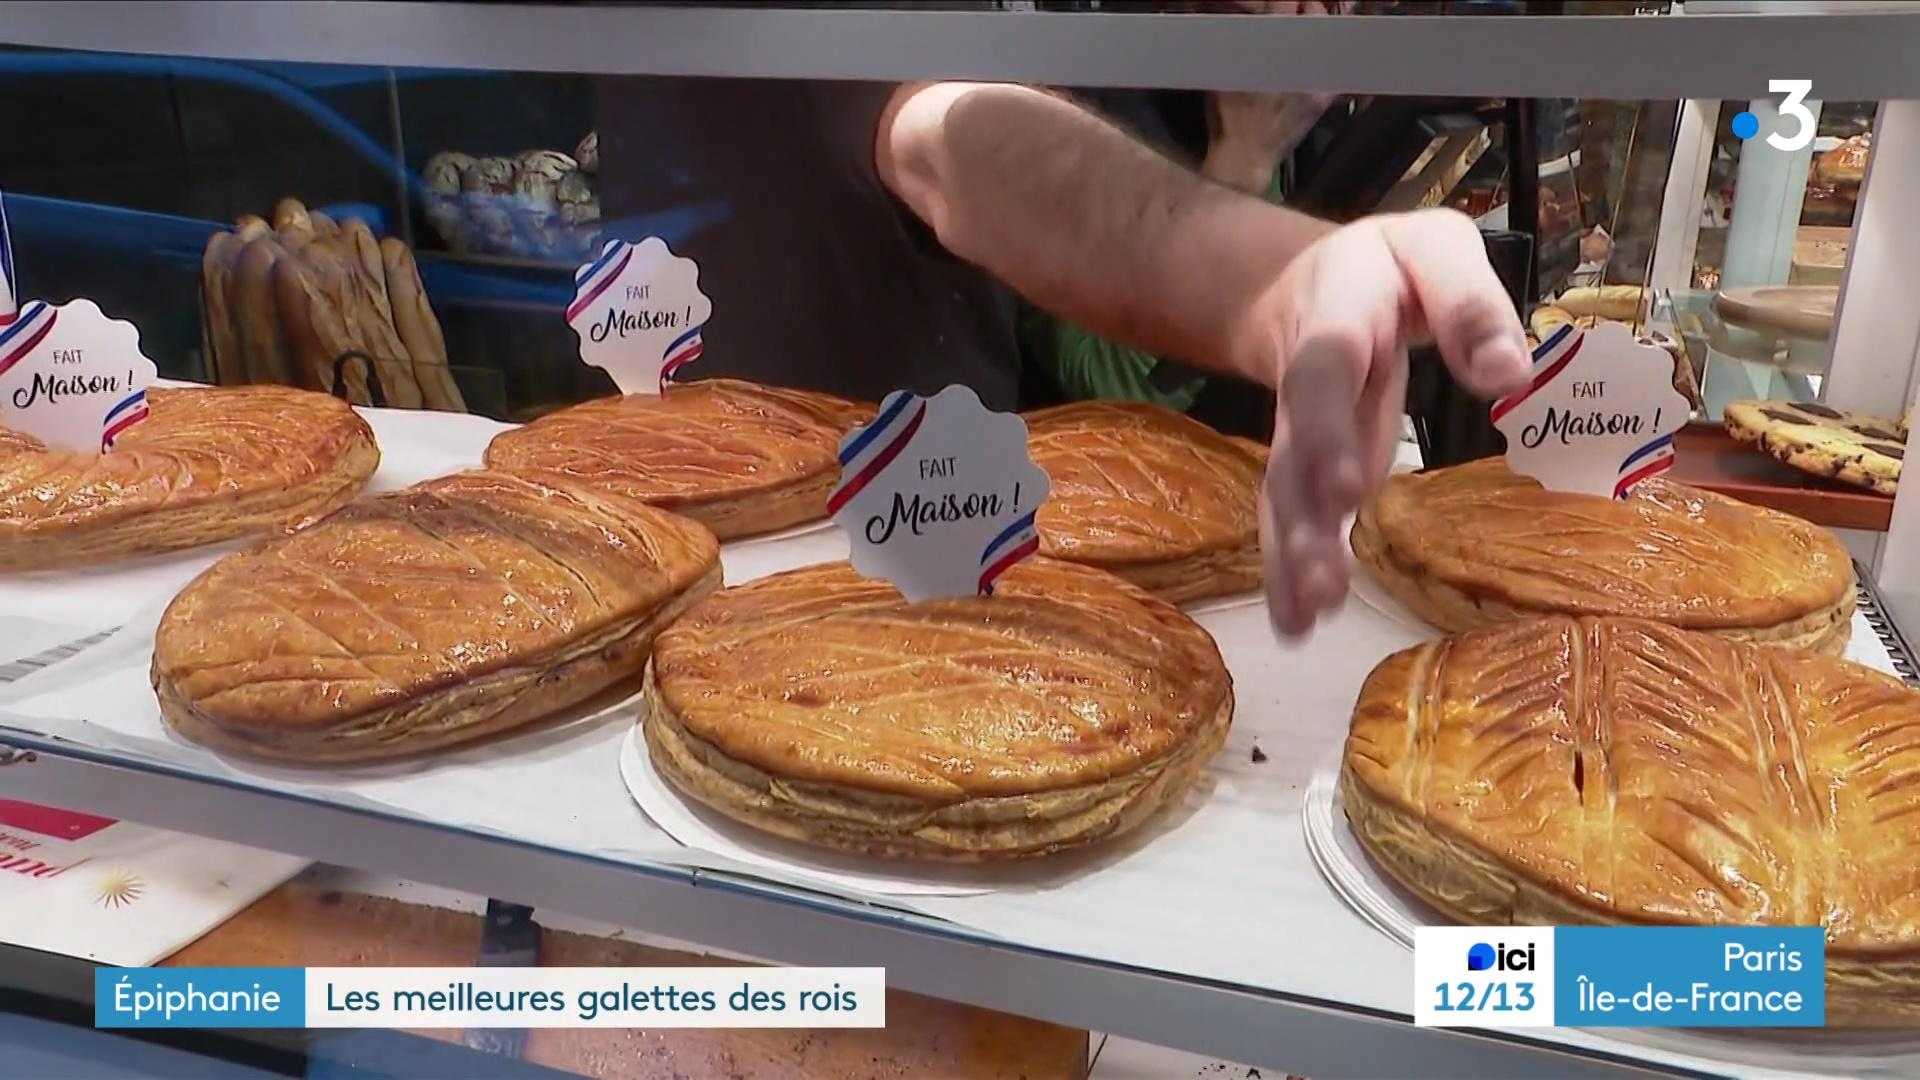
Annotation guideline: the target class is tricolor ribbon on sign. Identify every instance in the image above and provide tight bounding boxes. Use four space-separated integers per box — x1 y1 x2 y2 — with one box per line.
0 186 17 325
0 300 54 379
566 240 633 323
977 511 1039 596
828 390 926 515
1489 324 1579 426
1615 433 1675 499
101 390 149 452
659 324 704 391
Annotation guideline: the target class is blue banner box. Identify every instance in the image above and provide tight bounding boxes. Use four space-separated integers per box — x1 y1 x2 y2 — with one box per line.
1555 926 1825 1027
96 967 306 1028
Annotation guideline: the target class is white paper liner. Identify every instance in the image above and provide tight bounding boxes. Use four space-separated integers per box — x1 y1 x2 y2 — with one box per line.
1304 760 1920 1074
1183 589 1262 615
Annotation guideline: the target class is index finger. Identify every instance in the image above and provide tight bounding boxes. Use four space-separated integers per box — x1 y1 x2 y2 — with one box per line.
1381 209 1530 399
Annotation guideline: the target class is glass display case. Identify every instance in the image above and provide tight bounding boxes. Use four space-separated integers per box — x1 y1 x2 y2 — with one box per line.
4 4 1920 1078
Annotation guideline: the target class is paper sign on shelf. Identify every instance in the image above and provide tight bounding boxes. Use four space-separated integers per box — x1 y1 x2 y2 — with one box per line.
830 384 1051 602
1491 322 1689 499
566 236 712 394
0 298 157 454
0 188 155 454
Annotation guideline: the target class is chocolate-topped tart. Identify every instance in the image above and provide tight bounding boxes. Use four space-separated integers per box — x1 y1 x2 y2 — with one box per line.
1025 401 1263 604
1725 398 1905 495
1345 616 1920 1025
484 378 871 539
154 469 720 762
643 558 1232 861
1350 457 1854 653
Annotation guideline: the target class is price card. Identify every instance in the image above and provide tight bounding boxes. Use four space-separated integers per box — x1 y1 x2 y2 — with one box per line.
0 299 156 454
1491 322 1689 499
829 385 1051 602
566 237 712 394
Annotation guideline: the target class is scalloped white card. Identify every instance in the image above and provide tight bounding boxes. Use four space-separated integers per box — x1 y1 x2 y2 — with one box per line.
829 385 1051 602
1492 321 1689 499
566 236 712 394
0 298 156 453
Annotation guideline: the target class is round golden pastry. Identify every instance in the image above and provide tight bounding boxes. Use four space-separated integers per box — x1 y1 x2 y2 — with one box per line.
644 558 1233 861
153 469 720 763
1351 457 1854 653
0 385 378 571
1026 401 1263 604
483 378 870 540
1344 616 1920 1026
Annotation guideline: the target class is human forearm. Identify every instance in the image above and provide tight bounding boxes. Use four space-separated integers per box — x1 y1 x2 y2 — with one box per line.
877 82 1332 388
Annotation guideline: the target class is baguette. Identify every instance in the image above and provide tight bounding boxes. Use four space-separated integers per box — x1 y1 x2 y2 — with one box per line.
318 236 424 409
230 236 300 388
273 242 371 403
380 237 465 412
309 210 341 240
272 197 313 239
201 230 248 386
234 215 270 244
1554 284 1644 322
341 218 388 298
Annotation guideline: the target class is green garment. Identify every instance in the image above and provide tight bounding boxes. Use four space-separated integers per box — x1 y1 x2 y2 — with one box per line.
1023 170 1285 412
1021 304 1206 412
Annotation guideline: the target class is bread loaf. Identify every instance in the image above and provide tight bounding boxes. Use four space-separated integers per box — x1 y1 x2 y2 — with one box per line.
231 236 300 389
381 238 465 412
201 230 248 387
272 198 314 239
1554 284 1644 322
309 238 424 409
234 215 270 244
273 243 371 403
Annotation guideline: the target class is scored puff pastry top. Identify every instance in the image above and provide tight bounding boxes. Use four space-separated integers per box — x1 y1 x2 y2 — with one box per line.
483 378 870 510
1346 616 1920 947
651 558 1232 801
154 469 717 734
0 385 372 541
1026 401 1262 567
1369 458 1852 630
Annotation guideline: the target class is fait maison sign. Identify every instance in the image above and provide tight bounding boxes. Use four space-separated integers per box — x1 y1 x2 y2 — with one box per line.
0 191 155 453
1492 321 1689 499
566 237 713 394
830 385 1052 602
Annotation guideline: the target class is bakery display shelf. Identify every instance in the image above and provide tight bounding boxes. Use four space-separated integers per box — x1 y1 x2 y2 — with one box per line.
1860 563 1920 687
6 2 1920 100
1668 422 1893 532
3 520 1909 1078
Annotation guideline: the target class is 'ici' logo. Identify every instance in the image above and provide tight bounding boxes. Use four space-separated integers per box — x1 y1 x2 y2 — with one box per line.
1467 942 1535 972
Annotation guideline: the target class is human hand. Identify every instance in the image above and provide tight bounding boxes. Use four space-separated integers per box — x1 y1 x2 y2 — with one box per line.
1199 1 1349 195
1232 208 1530 638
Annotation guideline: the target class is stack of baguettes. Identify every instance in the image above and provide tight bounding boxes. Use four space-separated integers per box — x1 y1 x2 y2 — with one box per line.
200 198 465 412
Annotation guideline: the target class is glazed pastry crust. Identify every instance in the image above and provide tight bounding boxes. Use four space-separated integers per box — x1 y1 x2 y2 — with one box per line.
153 469 720 762
1350 459 1855 650
0 386 377 571
1343 617 1920 1025
484 379 870 540
645 558 1233 859
1026 401 1262 602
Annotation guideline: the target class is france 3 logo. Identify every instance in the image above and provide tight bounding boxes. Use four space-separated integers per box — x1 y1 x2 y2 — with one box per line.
1413 927 1555 1028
